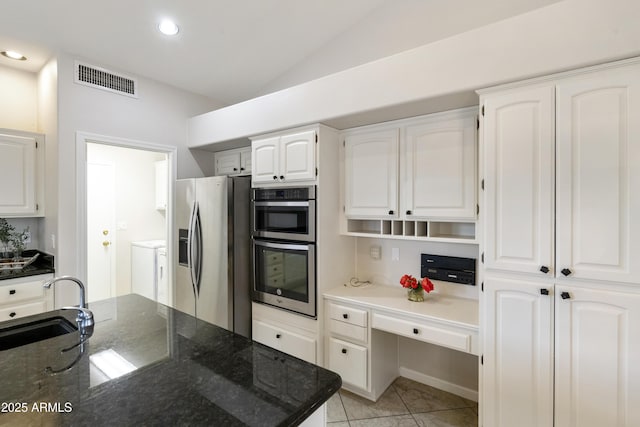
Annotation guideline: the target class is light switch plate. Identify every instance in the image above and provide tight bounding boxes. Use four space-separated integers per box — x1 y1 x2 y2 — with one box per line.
392 247 400 261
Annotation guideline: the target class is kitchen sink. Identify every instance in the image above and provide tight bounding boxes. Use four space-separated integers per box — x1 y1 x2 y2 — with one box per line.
0 316 78 351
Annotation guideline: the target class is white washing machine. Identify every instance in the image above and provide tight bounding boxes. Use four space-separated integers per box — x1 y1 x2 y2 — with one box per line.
131 240 166 302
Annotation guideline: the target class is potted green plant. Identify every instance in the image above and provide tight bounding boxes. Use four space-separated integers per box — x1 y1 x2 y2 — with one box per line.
9 227 29 261
0 219 14 258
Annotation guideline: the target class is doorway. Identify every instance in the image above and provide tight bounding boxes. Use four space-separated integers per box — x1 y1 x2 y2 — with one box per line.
76 132 175 305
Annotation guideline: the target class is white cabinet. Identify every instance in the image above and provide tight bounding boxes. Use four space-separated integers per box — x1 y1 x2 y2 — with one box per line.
483 85 555 275
0 274 54 322
341 107 477 242
344 128 399 218
251 129 315 186
482 278 553 427
328 337 368 390
0 130 45 217
214 147 252 176
555 285 640 427
480 59 640 427
555 65 640 284
404 113 476 220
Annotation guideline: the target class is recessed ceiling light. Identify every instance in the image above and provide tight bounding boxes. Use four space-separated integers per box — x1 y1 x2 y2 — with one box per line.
158 19 179 36
1 50 27 61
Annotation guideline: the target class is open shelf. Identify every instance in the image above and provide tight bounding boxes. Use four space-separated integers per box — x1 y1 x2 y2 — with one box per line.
343 219 477 244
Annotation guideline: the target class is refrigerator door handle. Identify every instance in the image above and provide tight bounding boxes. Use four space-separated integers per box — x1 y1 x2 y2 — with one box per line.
193 202 203 297
187 201 198 298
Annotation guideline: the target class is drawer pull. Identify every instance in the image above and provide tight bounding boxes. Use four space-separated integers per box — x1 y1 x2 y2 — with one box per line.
413 328 419 335
341 348 347 354
276 333 282 339
9 289 16 295
9 312 17 318
342 313 349 319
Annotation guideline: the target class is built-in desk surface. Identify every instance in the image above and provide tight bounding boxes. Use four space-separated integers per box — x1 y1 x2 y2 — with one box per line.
324 285 479 354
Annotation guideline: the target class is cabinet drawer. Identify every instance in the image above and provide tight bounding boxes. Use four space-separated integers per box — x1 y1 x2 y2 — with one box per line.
0 300 48 321
372 312 471 353
329 319 367 343
252 320 316 363
328 302 368 327
329 337 368 390
0 279 47 304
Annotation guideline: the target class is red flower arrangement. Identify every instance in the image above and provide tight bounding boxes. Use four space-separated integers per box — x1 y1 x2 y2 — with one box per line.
399 274 435 293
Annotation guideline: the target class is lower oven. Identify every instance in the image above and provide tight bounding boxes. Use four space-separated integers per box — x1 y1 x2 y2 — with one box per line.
252 239 316 318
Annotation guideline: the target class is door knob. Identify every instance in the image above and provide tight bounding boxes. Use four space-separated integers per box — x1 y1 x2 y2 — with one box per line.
102 241 111 247
102 230 109 236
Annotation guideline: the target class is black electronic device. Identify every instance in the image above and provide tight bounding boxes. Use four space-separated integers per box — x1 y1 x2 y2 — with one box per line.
420 254 476 286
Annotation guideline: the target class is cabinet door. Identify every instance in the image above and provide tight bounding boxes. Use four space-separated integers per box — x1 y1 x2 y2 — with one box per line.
404 113 476 219
240 148 252 175
555 285 640 427
214 151 241 176
252 136 280 185
344 129 399 218
482 277 553 427
329 337 368 390
556 65 640 284
0 133 37 215
483 85 555 275
280 130 316 183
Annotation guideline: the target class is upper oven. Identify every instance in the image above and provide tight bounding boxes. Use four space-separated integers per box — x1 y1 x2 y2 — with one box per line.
251 186 316 242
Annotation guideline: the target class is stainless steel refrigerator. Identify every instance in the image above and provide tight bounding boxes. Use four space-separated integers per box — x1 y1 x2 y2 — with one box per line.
175 175 251 338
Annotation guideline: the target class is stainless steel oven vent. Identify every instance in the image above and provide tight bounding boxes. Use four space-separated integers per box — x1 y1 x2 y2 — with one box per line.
74 61 138 98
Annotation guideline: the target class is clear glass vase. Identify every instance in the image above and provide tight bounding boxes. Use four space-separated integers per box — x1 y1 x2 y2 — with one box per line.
407 287 424 302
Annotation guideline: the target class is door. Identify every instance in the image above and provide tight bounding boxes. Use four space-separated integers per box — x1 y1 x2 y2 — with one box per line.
483 85 555 276
404 113 476 219
482 277 553 427
555 285 640 427
252 136 280 184
556 65 640 284
280 130 315 183
87 162 116 302
344 129 399 218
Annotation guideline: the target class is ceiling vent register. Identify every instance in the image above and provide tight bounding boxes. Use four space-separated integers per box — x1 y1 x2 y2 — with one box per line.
74 61 138 98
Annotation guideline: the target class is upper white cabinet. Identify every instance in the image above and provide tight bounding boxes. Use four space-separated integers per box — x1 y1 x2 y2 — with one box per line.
341 107 477 243
344 128 399 218
483 85 555 275
214 147 251 176
555 65 640 284
404 113 476 219
482 62 640 284
0 130 45 217
251 129 315 186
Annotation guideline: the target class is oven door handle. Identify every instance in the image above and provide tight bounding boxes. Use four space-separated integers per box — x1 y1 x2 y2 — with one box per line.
252 201 310 207
254 240 312 251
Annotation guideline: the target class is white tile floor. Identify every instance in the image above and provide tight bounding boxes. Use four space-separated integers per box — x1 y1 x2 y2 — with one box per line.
327 377 477 427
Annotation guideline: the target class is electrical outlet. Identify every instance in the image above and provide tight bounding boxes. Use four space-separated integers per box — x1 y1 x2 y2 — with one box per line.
392 247 400 261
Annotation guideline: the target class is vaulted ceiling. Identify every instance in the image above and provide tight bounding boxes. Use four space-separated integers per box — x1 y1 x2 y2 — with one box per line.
0 0 560 105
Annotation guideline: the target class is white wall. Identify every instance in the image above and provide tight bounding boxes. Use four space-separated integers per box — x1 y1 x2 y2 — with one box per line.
0 64 37 131
258 0 561 96
189 0 640 145
54 52 220 306
87 143 166 296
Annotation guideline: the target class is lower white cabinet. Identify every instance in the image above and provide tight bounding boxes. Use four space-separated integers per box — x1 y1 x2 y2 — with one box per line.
328 337 367 390
252 319 316 364
483 278 640 427
0 274 54 322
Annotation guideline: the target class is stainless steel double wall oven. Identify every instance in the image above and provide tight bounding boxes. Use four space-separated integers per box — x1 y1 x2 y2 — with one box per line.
251 186 316 317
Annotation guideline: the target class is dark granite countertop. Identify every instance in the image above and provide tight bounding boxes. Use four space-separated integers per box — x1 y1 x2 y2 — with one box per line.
0 249 55 280
0 294 341 426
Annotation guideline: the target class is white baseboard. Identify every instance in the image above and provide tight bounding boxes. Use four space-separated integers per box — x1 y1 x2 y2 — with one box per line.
398 366 478 402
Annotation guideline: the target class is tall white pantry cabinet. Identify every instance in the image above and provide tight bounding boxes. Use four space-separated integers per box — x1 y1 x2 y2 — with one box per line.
479 59 640 427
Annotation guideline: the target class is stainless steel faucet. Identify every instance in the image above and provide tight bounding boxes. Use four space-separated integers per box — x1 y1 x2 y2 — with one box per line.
43 276 94 328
